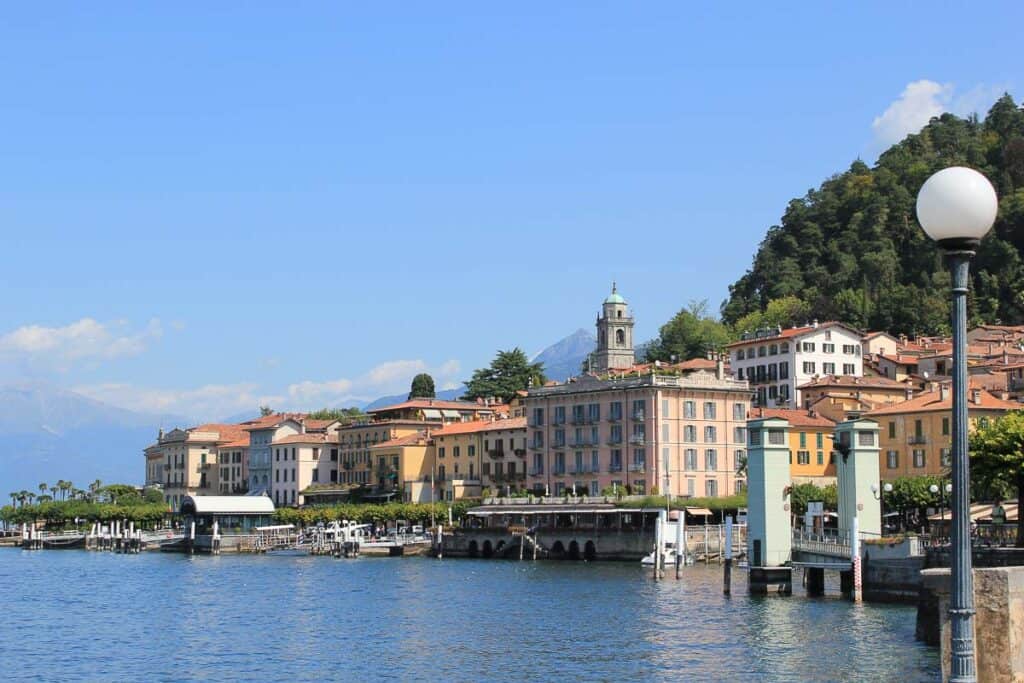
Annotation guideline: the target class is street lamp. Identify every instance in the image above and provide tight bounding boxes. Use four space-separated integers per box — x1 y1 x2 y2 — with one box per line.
930 482 954 526
917 166 998 683
871 482 893 532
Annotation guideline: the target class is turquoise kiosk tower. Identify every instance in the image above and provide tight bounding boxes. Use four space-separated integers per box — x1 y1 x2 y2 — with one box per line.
832 418 881 600
746 416 793 594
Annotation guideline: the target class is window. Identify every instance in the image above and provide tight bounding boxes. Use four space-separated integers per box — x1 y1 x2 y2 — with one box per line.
769 344 778 355
453 446 460 458
781 342 790 353
687 479 695 496
661 424 669 441
553 406 566 425
684 401 696 419
758 346 767 357
942 418 950 436
632 400 646 419
913 449 926 468
705 449 717 470
737 368 744 380
802 362 816 374
703 402 716 419
554 452 565 475
661 400 669 418
589 403 601 422
733 403 745 420
592 451 600 473
705 479 718 497
610 424 622 444
799 432 807 448
531 408 544 426
802 342 815 352
843 363 856 375
610 449 622 471
312 469 319 482
684 425 697 442
858 431 875 447
822 362 836 375
889 422 896 439
941 448 952 467
737 349 745 360
468 444 476 457
768 430 786 445
843 344 857 354
797 450 810 465
823 343 835 354
779 362 789 379
816 433 823 449
734 450 746 471
685 449 698 470
816 451 824 465
734 427 746 443
438 447 446 459
704 426 717 443
609 402 623 421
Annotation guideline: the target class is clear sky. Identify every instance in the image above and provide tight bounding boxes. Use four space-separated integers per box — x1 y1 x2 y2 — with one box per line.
1 3 1021 420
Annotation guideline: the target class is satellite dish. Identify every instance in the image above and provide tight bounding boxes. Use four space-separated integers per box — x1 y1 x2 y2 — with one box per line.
923 371 930 379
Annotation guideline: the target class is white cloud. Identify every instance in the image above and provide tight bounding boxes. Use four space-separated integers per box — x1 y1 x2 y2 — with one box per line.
73 357 464 422
0 318 163 370
871 80 1008 150
74 381 284 422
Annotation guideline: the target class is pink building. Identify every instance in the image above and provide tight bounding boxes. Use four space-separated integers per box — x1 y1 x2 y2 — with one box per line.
524 370 751 498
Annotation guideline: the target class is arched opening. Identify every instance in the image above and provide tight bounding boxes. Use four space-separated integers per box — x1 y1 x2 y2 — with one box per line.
617 310 622 318
615 329 625 346
468 540 479 558
568 540 581 560
550 540 565 559
482 540 493 558
584 540 597 561
495 540 506 556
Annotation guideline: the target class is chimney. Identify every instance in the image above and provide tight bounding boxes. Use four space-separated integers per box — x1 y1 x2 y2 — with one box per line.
899 334 908 346
971 388 982 404
939 384 950 402
904 384 914 401
812 319 819 329
716 355 725 380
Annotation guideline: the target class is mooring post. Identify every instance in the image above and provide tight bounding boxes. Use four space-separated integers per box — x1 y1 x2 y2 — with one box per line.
851 516 862 602
675 511 683 579
654 510 664 580
724 515 733 595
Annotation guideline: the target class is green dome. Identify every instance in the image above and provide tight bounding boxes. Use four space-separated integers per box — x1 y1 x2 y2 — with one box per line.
604 283 625 304
604 292 625 305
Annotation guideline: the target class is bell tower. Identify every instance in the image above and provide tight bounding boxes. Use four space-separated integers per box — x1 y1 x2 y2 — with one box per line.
592 283 635 373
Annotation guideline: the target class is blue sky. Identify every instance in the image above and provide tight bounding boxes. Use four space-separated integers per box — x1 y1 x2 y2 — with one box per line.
0 3 1021 420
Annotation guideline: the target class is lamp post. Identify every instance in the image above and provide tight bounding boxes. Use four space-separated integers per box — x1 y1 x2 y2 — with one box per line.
871 482 893 532
930 482 954 526
917 166 998 683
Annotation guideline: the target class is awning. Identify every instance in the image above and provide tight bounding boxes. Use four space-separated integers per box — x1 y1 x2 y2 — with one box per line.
685 507 714 516
422 409 443 419
441 409 461 418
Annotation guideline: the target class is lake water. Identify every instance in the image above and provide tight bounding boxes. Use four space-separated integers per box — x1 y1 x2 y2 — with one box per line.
0 550 937 682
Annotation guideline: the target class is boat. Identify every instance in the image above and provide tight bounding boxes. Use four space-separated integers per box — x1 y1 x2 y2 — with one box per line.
641 543 694 567
40 532 87 550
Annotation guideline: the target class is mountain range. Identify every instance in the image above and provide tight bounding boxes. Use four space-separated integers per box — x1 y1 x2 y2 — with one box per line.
0 330 597 494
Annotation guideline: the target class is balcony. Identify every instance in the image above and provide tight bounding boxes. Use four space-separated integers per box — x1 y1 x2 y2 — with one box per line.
528 468 544 477
163 464 171 471
552 467 566 476
571 415 586 425
628 435 646 445
608 413 622 422
628 463 646 472
569 439 593 448
632 411 646 421
528 419 544 428
529 443 544 451
608 463 623 473
606 437 622 445
551 416 566 426
487 449 506 459
513 448 526 457
908 435 928 445
551 439 566 448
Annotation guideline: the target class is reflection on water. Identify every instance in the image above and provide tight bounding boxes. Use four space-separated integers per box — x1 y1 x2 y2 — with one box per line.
0 551 937 682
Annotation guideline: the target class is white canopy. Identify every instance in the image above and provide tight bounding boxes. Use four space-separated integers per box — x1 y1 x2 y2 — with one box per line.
181 495 275 515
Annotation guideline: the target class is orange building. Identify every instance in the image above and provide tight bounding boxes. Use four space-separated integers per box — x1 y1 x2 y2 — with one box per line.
750 408 837 484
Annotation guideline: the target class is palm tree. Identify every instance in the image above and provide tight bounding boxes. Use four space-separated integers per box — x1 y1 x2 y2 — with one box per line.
37 495 52 504
38 482 47 497
8 492 17 508
49 485 58 500
25 492 35 506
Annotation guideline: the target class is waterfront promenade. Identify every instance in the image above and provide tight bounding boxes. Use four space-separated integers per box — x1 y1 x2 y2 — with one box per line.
0 550 937 681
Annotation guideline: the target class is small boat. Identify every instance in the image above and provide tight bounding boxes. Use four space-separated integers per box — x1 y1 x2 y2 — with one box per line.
40 532 87 550
641 543 694 567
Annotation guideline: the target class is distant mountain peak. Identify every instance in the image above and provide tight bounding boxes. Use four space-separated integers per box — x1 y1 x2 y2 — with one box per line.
533 329 597 383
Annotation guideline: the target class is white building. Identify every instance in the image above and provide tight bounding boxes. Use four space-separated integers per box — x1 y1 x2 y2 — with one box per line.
727 321 863 408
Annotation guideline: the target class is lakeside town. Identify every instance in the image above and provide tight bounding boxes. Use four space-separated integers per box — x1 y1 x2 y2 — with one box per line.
124 284 1022 526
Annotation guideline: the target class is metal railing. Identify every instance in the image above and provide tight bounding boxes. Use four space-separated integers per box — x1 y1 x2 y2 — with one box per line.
791 528 852 558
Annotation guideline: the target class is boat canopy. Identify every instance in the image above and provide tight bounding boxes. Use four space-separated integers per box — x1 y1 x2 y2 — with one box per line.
180 495 275 516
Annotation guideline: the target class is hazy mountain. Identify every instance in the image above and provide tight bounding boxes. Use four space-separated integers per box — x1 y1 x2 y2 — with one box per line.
533 329 596 382
0 382 186 494
363 388 465 412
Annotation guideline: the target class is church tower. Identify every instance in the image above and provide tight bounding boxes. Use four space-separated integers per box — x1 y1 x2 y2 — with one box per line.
592 283 635 373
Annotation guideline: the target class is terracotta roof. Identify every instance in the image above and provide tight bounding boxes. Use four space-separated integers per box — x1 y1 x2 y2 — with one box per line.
188 423 249 444
271 433 329 446
432 417 527 437
866 388 1020 416
748 408 835 428
727 321 860 349
241 414 304 431
218 439 250 449
798 374 908 390
302 419 335 431
878 354 920 365
371 432 430 449
366 399 489 414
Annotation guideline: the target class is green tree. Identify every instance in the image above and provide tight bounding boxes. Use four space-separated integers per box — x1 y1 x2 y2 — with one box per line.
970 410 1024 546
408 373 436 399
732 295 812 335
259 405 274 416
306 407 365 422
463 348 546 402
644 300 734 362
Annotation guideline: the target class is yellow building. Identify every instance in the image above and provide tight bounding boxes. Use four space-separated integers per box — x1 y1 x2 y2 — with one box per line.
867 385 1019 480
432 417 527 498
368 432 432 502
750 408 837 484
798 375 912 422
143 423 248 510
336 420 435 490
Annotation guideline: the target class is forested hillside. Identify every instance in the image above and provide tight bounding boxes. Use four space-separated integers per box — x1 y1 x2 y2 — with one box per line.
721 94 1024 336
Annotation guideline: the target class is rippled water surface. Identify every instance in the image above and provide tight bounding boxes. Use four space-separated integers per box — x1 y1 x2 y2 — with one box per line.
0 550 937 682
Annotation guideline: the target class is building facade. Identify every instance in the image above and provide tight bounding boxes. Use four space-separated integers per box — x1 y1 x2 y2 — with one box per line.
727 321 863 408
868 385 1019 479
270 433 337 507
143 423 246 510
749 408 837 484
524 371 751 498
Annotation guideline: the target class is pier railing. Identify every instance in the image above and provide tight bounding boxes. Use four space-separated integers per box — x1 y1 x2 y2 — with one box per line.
792 528 852 558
